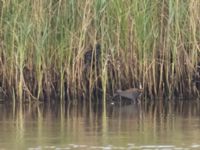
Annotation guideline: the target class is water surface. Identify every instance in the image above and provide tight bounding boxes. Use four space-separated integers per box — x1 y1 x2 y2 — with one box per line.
0 100 200 150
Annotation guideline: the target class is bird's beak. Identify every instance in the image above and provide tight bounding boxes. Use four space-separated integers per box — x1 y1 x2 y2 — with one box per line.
139 83 142 89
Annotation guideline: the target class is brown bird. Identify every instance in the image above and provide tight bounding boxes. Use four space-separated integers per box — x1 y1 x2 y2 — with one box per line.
114 85 143 102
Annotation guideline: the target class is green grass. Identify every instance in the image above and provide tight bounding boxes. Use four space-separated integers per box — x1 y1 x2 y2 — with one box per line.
0 0 199 103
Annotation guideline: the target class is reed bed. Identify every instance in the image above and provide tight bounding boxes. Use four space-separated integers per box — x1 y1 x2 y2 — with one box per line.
0 0 199 103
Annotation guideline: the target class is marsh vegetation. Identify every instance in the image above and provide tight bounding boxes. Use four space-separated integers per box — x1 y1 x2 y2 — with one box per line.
0 0 200 103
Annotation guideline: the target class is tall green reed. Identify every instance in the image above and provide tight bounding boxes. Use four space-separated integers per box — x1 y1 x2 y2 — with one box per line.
0 0 199 103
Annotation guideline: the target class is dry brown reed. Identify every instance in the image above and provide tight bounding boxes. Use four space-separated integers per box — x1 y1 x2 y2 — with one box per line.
0 0 199 103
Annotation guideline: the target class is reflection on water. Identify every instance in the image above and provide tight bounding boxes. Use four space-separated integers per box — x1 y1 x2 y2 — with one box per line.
0 100 200 150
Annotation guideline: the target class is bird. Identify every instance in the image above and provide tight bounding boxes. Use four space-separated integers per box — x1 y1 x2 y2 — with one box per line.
84 43 101 67
83 43 102 97
113 85 143 102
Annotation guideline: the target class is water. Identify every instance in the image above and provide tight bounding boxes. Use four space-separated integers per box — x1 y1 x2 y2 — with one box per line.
0 100 200 150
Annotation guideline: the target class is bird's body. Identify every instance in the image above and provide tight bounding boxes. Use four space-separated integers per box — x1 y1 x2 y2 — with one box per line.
114 87 143 102
84 43 101 67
